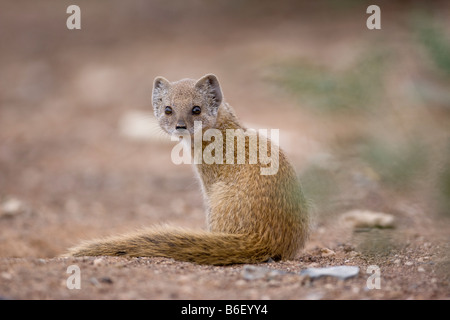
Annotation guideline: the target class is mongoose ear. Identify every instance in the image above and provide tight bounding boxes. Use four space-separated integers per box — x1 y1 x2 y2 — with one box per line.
195 74 223 113
152 76 170 107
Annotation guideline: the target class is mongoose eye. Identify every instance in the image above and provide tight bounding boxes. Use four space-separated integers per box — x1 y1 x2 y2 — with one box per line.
164 106 173 115
192 106 201 115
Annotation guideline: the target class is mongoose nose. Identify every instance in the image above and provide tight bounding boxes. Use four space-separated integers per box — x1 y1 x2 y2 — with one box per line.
176 121 187 130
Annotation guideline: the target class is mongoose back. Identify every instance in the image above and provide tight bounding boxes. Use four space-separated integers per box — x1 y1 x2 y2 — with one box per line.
66 74 309 265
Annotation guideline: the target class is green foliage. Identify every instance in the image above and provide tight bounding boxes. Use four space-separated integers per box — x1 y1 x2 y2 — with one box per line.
299 165 338 214
353 229 398 261
437 144 450 217
359 138 428 190
415 14 450 79
270 51 387 113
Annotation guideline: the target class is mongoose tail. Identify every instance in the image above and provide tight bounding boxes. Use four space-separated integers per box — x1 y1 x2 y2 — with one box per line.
67 226 281 265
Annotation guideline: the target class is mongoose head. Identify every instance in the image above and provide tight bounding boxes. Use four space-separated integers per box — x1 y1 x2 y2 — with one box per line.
152 74 223 135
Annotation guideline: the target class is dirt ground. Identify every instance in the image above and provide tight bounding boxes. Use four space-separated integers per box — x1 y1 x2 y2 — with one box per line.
0 1 449 300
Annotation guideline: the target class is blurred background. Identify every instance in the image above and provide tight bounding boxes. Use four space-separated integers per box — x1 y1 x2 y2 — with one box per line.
0 0 449 259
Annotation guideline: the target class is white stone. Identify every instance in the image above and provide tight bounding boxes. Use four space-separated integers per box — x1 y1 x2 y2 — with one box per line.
300 266 360 280
340 210 395 228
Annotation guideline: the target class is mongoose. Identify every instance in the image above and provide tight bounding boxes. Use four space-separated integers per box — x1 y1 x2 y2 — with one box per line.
66 74 309 265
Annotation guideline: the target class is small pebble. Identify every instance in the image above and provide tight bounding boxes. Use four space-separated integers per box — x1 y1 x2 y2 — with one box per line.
320 248 336 257
300 266 360 280
99 277 113 284
0 197 27 217
93 258 103 266
89 277 100 286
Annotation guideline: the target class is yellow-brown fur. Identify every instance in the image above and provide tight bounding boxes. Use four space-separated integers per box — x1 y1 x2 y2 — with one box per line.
66 74 309 265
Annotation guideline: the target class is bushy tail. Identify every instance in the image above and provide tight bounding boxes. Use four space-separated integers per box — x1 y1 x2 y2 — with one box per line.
66 226 273 265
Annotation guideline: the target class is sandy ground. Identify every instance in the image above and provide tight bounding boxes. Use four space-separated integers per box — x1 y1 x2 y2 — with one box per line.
0 1 449 300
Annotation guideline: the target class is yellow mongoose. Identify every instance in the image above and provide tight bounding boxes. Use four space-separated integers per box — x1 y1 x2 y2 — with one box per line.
66 74 309 265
